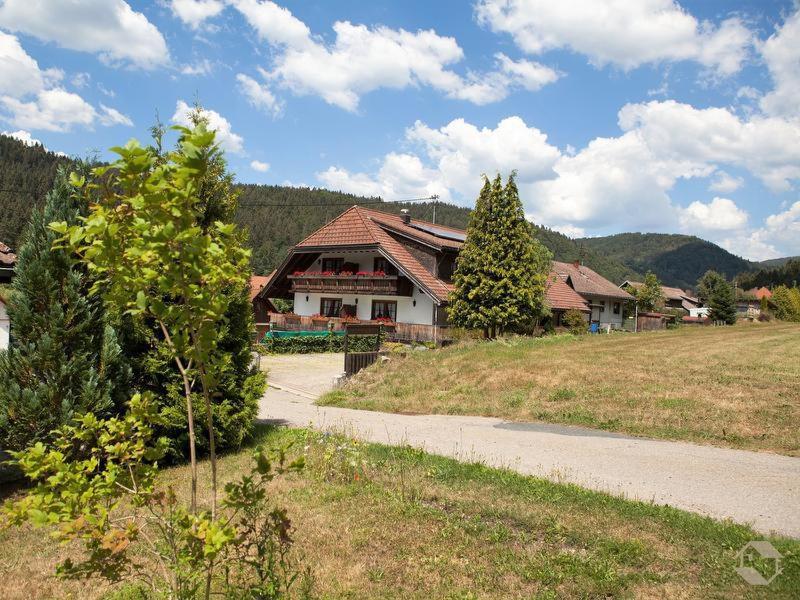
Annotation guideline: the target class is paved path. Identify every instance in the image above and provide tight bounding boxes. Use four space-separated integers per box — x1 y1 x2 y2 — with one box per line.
258 354 800 538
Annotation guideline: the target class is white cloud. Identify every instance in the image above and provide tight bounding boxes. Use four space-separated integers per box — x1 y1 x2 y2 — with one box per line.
250 159 270 172
708 171 743 193
678 197 748 231
1 129 42 146
232 1 558 111
550 223 586 238
236 73 282 116
0 0 169 69
170 0 224 29
71 72 91 88
180 59 213 76
475 0 752 75
759 10 800 118
1 88 97 132
171 100 244 154
0 31 59 98
317 116 560 202
98 103 133 127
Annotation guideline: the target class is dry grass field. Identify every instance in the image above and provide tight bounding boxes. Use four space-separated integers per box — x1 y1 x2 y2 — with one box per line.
321 322 800 455
1 426 798 599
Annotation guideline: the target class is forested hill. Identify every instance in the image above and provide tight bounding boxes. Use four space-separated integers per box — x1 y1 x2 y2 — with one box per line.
0 133 635 284
0 135 72 249
576 232 755 290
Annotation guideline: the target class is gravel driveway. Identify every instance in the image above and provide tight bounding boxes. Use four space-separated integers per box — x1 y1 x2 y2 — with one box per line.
258 353 800 538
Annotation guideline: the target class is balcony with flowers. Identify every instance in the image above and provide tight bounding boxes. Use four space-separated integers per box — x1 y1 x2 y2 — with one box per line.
287 269 412 296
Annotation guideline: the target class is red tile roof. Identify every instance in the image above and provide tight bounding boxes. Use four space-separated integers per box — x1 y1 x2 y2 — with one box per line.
0 242 15 267
295 206 455 302
250 272 274 302
554 261 634 300
754 287 772 299
546 272 590 312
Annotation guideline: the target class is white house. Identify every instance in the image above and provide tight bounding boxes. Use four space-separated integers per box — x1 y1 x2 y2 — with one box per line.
553 261 634 329
0 297 9 350
260 206 463 337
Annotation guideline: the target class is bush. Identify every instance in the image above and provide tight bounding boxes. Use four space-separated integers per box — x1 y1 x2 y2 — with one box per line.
562 309 588 335
259 332 381 354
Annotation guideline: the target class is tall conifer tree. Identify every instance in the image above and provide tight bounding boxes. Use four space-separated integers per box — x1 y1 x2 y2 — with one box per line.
0 170 129 451
449 173 551 337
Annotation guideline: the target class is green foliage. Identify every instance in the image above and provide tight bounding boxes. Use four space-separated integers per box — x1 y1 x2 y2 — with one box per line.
578 232 755 290
628 271 664 313
0 133 72 249
303 430 371 484
562 309 588 335
259 332 380 354
0 170 129 452
2 396 306 599
738 258 800 290
448 174 552 337
771 285 800 322
697 270 737 324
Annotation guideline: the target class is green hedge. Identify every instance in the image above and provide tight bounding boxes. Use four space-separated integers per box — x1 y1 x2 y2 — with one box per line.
260 332 381 354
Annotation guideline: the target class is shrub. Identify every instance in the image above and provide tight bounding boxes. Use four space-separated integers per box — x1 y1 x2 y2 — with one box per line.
562 309 588 335
259 332 381 354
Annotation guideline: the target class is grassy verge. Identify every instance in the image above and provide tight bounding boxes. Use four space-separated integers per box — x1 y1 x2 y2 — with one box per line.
320 322 800 455
1 425 798 598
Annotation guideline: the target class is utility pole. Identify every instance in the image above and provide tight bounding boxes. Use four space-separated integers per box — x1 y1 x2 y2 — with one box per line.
431 194 440 224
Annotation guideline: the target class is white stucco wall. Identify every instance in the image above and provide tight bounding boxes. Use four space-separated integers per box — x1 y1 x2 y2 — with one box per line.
588 296 625 328
0 300 9 350
293 286 436 325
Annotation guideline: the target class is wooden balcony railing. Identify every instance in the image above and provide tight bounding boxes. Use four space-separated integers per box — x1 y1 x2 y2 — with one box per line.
288 273 411 296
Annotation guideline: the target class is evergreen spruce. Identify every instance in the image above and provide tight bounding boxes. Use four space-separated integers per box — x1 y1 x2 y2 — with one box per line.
448 173 551 337
0 170 129 451
697 270 737 324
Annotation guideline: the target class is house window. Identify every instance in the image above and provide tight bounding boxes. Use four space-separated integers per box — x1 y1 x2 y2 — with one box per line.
613 302 620 315
321 257 343 273
597 301 605 313
320 297 342 317
373 257 397 275
371 300 397 321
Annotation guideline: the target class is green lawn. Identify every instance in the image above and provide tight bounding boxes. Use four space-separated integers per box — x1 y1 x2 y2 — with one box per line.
320 322 800 455
1 425 798 598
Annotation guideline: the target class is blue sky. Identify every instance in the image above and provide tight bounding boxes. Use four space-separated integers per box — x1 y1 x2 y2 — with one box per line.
1 0 799 260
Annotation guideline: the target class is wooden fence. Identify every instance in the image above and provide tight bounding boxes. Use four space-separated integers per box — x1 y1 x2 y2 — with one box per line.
266 313 450 344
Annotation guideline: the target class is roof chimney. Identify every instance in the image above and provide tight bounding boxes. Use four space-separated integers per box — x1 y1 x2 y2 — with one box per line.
572 260 580 268
400 209 411 224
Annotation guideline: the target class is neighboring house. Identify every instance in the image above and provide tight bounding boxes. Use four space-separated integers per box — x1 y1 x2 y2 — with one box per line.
554 261 634 328
545 272 590 326
747 287 772 300
250 272 277 324
260 206 462 333
0 296 9 350
0 242 15 283
620 280 701 313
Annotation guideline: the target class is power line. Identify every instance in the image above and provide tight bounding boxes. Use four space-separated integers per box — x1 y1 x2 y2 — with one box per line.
0 187 443 209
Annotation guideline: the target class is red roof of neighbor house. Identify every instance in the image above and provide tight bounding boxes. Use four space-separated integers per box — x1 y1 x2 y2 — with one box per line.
250 272 275 302
546 272 590 312
554 261 634 301
754 287 772 299
0 242 15 266
294 206 455 302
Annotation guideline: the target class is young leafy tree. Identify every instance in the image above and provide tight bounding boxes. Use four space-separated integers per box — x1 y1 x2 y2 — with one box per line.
771 285 800 322
119 113 264 462
53 125 250 516
697 270 737 324
632 271 664 313
0 169 129 451
448 173 551 337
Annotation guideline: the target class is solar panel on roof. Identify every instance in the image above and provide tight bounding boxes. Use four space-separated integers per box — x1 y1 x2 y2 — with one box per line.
409 222 466 242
